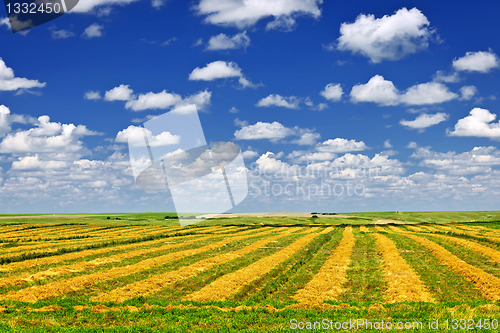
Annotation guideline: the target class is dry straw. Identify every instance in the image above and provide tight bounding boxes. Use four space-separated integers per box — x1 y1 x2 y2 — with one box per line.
374 233 434 303
184 227 334 302
92 227 311 303
0 227 277 302
292 226 355 304
404 234 500 302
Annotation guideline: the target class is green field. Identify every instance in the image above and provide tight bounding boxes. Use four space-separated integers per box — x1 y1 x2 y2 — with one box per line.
0 212 499 332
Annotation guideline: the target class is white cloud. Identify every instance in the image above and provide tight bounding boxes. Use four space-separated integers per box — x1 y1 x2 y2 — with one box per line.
0 115 99 154
320 83 343 102
448 108 500 139
125 90 181 111
195 0 322 30
433 70 460 83
115 125 180 147
102 85 211 112
152 0 165 9
82 24 104 38
291 132 320 146
0 105 11 137
316 138 367 153
400 82 458 105
84 91 102 100
350 75 400 106
400 113 448 130
51 29 75 39
384 140 393 149
452 50 499 73
0 58 46 92
407 141 418 149
242 150 259 159
229 106 239 113
351 75 457 106
206 31 250 50
288 151 336 163
12 155 68 170
73 0 139 13
104 84 135 101
188 61 254 87
234 121 295 142
337 8 432 63
411 146 500 175
0 17 9 29
459 85 477 100
256 94 300 109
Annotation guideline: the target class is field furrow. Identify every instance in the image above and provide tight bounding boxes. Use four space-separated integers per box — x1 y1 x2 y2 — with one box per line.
91 228 310 303
373 233 434 303
403 234 500 301
184 227 333 302
0 234 218 288
359 225 370 233
292 227 355 304
427 234 500 263
0 229 198 271
0 228 279 302
404 225 427 232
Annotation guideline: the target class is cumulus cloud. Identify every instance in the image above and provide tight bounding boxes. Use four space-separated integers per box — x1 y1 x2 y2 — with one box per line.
350 75 400 106
51 29 75 39
411 146 500 175
0 115 99 154
234 121 295 142
125 91 181 111
453 50 499 73
206 31 250 50
188 61 255 87
337 7 433 63
287 150 336 163
242 150 259 159
195 0 322 30
102 85 211 112
84 91 102 100
320 83 343 102
12 155 68 170
460 86 477 100
350 75 457 106
0 58 46 92
448 108 500 139
316 138 367 153
291 132 321 146
0 105 11 137
126 90 211 112
115 125 180 147
151 0 165 9
433 70 460 83
400 113 449 130
104 84 135 101
399 82 458 105
256 94 300 109
82 24 104 38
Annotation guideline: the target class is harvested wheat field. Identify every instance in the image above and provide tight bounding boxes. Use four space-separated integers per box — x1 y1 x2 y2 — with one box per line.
0 214 499 332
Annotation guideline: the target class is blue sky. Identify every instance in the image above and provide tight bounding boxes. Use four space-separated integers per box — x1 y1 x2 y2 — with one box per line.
1 0 500 213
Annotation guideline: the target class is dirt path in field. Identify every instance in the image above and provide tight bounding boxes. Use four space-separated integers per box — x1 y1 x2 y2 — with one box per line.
373 219 406 225
196 212 354 219
0 215 114 220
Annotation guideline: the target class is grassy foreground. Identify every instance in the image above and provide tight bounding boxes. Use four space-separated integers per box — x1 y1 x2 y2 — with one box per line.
0 212 498 332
